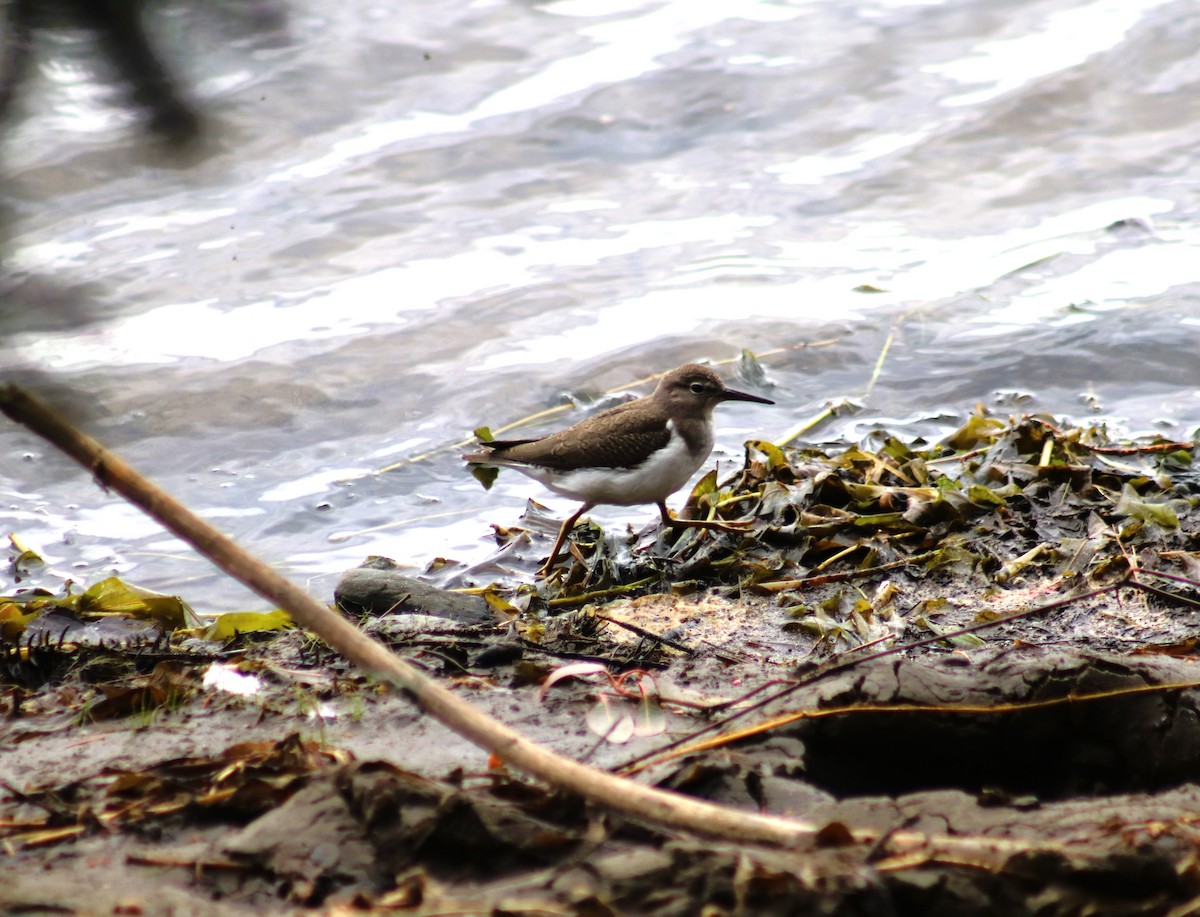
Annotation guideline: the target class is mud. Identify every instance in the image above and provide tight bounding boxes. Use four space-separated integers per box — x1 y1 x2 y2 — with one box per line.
7 590 1200 915
5 414 1200 914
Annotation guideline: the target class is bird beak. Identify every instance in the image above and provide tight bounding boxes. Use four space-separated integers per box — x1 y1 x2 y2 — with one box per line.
720 387 775 405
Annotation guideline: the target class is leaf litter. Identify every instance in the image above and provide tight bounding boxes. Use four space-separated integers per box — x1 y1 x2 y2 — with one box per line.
6 409 1200 913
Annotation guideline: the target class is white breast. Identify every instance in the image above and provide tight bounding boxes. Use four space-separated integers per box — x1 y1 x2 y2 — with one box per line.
537 421 710 507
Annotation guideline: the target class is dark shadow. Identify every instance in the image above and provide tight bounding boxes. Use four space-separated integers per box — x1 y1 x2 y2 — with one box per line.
0 0 289 345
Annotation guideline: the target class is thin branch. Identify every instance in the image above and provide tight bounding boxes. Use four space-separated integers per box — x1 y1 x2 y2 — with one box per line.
633 677 1200 769
591 613 697 656
756 550 940 591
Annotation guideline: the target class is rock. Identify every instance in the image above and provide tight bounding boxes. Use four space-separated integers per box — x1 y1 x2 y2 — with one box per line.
334 557 493 625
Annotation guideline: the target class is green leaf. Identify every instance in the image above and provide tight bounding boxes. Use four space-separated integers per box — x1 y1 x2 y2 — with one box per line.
737 349 768 386
943 413 1005 451
916 616 985 649
1164 448 1193 468
966 484 1007 507
68 577 200 630
852 512 906 527
7 533 45 575
687 468 719 503
746 439 790 472
1114 483 1180 528
482 588 521 616
201 610 293 642
471 465 500 490
0 601 36 640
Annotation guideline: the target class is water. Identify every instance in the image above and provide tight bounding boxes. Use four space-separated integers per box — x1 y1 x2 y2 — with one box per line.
2 0 1198 612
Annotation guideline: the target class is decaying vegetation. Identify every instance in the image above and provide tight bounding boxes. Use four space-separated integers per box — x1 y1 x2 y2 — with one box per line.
5 383 1200 915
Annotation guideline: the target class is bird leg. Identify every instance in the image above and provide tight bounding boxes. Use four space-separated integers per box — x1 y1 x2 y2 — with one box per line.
656 501 754 536
537 503 593 577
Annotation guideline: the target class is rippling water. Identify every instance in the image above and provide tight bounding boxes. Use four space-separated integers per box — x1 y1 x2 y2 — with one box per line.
2 0 1198 610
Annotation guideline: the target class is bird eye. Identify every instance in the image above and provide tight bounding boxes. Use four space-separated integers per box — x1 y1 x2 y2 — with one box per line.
689 382 706 395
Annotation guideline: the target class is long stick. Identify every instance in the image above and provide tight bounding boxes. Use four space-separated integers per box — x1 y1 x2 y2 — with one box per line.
0 383 816 846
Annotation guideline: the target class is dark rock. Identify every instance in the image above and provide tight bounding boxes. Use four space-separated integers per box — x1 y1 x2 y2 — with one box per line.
334 558 493 625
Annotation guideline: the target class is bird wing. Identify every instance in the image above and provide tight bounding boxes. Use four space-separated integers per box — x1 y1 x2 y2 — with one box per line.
483 400 671 470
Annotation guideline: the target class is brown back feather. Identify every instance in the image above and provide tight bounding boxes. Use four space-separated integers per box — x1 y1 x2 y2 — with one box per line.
485 399 671 470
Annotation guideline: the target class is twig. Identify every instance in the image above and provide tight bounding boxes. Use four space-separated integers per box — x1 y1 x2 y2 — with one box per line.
546 576 659 608
635 677 1200 766
862 324 895 402
773 400 855 449
1088 442 1194 455
591 613 696 656
756 551 940 591
1029 417 1194 455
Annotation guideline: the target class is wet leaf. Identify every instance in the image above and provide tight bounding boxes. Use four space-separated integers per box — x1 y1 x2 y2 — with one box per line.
943 413 1006 451
1161 448 1193 470
923 544 985 574
539 661 608 700
1131 639 1200 657
7 533 45 576
86 661 193 721
737 348 769 386
68 577 200 630
852 512 907 528
482 587 521 617
200 610 293 641
912 597 950 616
881 437 917 464
585 694 635 743
0 601 36 640
23 607 164 647
841 482 919 505
687 468 719 503
915 617 985 649
818 593 845 615
759 480 799 516
746 439 791 473
633 691 666 737
1114 483 1180 528
471 465 500 489
966 483 1007 507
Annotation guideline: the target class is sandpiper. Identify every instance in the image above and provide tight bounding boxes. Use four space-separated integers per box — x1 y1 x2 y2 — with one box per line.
464 363 775 575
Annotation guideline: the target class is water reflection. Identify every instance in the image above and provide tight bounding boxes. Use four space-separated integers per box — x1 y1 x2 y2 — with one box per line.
1 0 1199 611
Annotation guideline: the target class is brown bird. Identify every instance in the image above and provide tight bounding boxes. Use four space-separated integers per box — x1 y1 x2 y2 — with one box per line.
464 363 774 575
